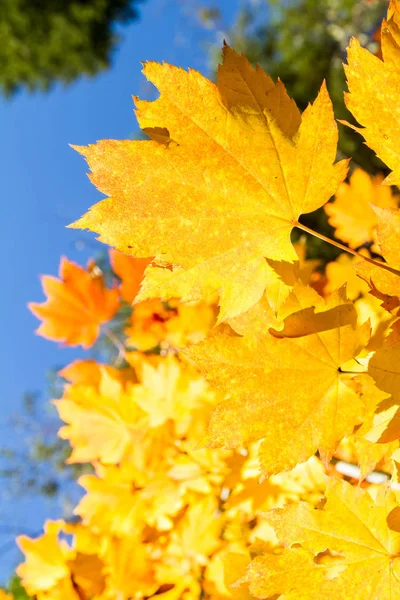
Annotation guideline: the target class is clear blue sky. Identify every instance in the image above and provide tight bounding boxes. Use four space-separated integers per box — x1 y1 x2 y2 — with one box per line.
0 0 248 583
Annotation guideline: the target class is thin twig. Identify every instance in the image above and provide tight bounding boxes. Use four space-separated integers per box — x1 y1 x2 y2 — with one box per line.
295 221 400 277
102 326 127 363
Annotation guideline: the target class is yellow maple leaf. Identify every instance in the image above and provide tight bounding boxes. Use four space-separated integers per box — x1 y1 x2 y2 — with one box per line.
354 294 395 351
355 206 400 302
29 257 119 348
168 496 222 564
333 374 398 479
344 1 400 185
68 552 106 598
324 253 370 300
205 545 252 600
16 521 79 598
366 337 400 446
239 479 400 599
229 282 354 340
325 169 398 249
369 341 400 406
293 237 321 284
76 463 184 535
271 285 358 338
226 455 327 519
71 45 347 322
55 367 144 464
102 537 159 599
186 300 369 475
132 355 220 438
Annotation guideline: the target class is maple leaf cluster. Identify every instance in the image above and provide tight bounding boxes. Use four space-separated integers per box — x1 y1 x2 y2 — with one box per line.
9 2 400 599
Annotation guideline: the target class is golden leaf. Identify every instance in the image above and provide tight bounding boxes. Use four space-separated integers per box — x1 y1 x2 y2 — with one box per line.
71 46 346 322
239 480 400 599
186 300 369 475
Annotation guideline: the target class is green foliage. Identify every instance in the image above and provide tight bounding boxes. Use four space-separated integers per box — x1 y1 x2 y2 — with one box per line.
6 575 32 600
0 0 145 95
0 373 92 505
4 575 32 599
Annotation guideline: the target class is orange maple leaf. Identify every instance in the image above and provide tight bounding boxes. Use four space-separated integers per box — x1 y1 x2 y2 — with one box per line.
109 248 152 304
29 257 119 348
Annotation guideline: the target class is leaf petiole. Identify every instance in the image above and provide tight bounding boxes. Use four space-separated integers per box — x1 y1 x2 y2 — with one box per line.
294 221 400 277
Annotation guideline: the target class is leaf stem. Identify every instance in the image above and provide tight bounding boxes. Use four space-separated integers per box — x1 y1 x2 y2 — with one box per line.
294 221 400 277
102 326 127 363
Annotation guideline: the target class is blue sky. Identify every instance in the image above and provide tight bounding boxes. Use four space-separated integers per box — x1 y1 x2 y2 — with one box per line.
0 0 250 582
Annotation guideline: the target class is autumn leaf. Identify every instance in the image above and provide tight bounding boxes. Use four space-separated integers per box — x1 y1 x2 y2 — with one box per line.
344 1 400 185
186 298 369 475
171 496 222 562
324 253 370 300
132 355 221 438
75 462 185 536
109 248 152 304
55 367 144 464
355 206 400 301
17 9 400 600
29 257 119 348
365 336 400 445
239 479 400 599
334 374 398 479
16 521 79 599
205 546 253 600
69 553 106 599
229 279 354 338
71 45 347 322
226 456 327 517
325 255 369 302
102 537 158 600
369 342 400 407
125 297 217 351
324 169 398 249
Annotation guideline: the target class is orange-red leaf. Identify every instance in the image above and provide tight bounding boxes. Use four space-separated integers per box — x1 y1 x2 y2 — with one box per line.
29 257 119 348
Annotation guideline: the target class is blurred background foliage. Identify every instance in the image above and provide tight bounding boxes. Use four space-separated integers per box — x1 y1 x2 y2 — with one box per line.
0 0 145 95
0 0 391 594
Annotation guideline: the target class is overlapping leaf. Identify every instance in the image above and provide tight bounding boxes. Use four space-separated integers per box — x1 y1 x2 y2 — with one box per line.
325 169 398 249
240 480 400 599
356 206 400 301
344 0 400 185
71 45 347 321
187 295 369 475
16 7 400 600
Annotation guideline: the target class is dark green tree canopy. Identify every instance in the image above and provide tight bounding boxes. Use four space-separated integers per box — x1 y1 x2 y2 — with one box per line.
0 0 144 95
